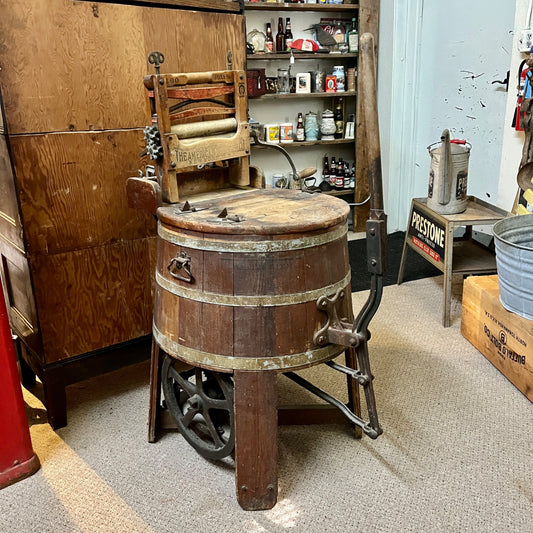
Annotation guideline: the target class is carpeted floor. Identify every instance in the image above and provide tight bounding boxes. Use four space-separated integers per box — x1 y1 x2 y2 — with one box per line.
2 276 531 532
349 231 441 292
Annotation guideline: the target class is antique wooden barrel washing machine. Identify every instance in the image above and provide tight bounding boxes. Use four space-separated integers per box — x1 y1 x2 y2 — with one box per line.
129 35 386 510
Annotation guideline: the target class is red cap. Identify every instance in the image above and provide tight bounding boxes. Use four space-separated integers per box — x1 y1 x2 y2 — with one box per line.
290 39 320 52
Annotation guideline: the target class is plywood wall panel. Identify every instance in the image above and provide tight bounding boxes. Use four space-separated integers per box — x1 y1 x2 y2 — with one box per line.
31 237 156 363
0 0 245 134
10 130 157 256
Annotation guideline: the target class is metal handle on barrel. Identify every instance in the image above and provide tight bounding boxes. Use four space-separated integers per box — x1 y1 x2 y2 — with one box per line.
168 252 194 283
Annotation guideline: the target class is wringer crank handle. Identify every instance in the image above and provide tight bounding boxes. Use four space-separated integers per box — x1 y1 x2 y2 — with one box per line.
287 33 387 440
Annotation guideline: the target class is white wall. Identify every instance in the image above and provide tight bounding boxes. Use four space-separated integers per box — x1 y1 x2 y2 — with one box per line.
379 0 516 231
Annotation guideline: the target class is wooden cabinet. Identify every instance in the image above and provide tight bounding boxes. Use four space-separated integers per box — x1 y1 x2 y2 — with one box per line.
0 0 245 428
244 1 379 230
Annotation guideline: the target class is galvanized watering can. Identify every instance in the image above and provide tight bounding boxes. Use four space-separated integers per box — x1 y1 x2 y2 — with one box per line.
427 129 471 214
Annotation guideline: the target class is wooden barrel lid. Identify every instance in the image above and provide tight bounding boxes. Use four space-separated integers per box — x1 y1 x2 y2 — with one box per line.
157 189 350 235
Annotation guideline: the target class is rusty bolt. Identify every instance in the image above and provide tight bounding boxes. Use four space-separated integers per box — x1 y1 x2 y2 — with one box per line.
267 484 275 492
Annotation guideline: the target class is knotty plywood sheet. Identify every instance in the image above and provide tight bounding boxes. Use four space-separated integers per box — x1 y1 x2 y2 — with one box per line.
9 129 157 256
0 0 246 134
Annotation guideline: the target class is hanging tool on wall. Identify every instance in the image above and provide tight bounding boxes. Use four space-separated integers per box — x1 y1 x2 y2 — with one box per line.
511 59 530 131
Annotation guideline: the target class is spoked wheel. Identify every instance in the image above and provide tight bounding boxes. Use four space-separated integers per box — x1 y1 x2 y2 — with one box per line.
161 354 235 460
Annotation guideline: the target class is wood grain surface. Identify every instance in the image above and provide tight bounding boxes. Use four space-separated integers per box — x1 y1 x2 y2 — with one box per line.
234 370 278 510
9 130 156 256
31 237 156 363
0 134 24 250
154 197 352 368
355 0 380 231
0 0 246 133
157 189 350 235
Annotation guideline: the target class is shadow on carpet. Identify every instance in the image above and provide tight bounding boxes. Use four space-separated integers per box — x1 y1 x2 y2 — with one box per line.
349 230 441 292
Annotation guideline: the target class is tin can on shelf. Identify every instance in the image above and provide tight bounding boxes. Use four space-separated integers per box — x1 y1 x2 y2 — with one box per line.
279 123 294 143
325 75 337 93
332 66 345 92
265 124 280 143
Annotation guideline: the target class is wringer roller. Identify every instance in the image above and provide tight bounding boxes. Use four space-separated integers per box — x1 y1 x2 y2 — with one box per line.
127 34 387 511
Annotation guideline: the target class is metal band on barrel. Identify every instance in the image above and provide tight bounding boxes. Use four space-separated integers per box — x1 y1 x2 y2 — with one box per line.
153 324 345 371
157 223 347 253
156 270 351 307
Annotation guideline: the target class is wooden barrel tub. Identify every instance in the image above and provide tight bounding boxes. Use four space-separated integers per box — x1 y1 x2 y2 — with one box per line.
153 188 352 373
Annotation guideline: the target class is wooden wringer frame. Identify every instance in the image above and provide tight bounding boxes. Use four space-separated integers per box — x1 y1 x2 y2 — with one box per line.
130 37 386 511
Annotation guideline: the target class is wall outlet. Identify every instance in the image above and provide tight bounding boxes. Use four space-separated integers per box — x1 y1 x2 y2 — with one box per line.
518 28 533 53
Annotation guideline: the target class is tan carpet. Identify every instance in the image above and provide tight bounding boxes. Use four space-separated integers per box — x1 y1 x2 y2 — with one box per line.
1 276 532 532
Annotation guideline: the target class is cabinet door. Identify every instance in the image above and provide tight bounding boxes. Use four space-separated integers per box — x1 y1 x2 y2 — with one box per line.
9 130 156 257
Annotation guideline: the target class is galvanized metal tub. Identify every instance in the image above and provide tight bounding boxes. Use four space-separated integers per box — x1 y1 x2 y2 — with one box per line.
493 214 533 320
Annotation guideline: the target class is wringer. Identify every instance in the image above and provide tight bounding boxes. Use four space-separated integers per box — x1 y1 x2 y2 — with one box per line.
127 35 387 511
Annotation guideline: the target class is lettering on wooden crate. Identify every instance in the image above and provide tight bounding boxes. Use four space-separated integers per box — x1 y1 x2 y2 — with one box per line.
483 324 526 366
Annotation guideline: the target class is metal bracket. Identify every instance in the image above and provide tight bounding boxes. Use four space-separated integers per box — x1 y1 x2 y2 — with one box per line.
168 251 193 283
172 201 208 215
210 208 246 223
313 288 364 348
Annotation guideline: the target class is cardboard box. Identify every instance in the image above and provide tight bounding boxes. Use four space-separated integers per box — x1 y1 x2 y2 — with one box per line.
461 275 532 402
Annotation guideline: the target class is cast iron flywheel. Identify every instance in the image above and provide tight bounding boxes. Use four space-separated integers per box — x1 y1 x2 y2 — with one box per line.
161 354 235 460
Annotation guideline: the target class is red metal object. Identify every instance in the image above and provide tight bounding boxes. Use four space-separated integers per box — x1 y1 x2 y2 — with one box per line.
0 288 40 489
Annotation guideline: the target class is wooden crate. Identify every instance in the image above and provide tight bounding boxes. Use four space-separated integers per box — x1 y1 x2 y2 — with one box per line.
461 275 532 402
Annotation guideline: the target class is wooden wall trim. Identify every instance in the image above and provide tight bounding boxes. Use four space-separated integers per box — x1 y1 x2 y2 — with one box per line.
79 0 243 13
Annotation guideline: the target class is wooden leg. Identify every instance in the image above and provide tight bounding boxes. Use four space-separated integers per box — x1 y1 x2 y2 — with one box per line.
148 339 162 443
443 226 455 327
41 366 67 429
18 346 36 388
345 347 363 439
397 230 410 285
234 370 278 511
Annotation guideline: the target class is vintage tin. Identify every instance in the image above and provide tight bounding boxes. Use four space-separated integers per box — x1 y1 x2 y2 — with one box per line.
265 123 280 143
325 75 337 93
279 123 294 143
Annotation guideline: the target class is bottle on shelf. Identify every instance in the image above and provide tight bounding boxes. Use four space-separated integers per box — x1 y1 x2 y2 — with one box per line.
265 23 274 53
276 17 285 53
285 18 293 52
329 156 337 186
334 98 344 140
322 155 329 184
332 20 346 52
348 17 359 53
344 161 351 189
336 158 344 189
295 112 305 142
